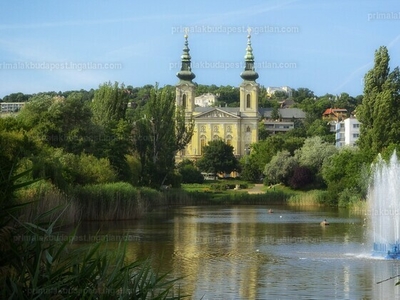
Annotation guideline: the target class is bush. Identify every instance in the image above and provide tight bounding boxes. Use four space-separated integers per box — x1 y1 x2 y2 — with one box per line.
180 165 204 183
288 166 314 189
177 159 204 184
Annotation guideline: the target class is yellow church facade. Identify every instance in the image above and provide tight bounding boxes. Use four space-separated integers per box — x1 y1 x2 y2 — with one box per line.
175 32 260 160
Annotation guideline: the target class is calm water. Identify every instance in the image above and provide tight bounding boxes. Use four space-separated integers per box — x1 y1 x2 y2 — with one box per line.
77 205 400 299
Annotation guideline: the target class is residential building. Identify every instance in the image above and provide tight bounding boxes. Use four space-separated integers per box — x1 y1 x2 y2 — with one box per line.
194 93 218 107
335 117 361 148
261 108 306 134
266 86 293 97
322 108 348 122
0 102 25 113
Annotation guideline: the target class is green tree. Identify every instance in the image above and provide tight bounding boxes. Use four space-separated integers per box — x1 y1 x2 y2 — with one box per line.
263 150 297 185
306 119 334 143
196 140 239 177
240 154 262 182
321 147 370 205
271 107 280 120
177 159 204 184
258 120 270 140
91 81 129 126
288 166 314 189
17 93 95 154
90 82 133 180
293 87 314 103
357 46 400 157
0 127 36 204
132 87 194 187
294 136 337 186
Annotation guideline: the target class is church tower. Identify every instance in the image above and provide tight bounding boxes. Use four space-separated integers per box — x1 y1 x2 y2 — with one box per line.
239 29 259 117
239 29 259 155
176 33 196 114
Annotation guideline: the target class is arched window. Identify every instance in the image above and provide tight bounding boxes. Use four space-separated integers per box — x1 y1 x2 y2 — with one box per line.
213 135 220 141
246 126 251 132
182 94 187 108
246 94 251 108
200 135 206 154
226 134 233 146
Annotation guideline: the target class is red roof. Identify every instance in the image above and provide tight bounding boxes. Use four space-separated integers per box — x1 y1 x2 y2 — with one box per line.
323 108 347 115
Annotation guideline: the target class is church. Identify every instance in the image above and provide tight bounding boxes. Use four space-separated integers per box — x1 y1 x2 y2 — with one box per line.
175 30 260 160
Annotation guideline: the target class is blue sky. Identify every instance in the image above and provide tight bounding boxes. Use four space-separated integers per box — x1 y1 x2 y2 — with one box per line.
1 0 400 98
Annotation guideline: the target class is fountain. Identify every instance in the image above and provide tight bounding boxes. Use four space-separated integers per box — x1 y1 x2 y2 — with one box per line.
369 152 400 259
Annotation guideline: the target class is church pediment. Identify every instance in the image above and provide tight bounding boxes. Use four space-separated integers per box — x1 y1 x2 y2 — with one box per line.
195 108 240 119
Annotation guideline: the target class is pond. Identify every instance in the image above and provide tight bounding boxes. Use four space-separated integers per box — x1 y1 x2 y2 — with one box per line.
77 205 400 299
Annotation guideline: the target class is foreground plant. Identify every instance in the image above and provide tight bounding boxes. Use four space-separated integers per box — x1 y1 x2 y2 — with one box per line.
0 206 185 299
0 167 186 299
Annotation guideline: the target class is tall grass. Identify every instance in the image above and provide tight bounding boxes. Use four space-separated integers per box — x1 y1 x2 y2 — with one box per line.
349 199 368 215
287 190 328 206
16 180 79 224
74 182 163 221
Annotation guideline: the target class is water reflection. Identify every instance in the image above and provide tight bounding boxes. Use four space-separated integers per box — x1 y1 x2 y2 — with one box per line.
77 205 400 299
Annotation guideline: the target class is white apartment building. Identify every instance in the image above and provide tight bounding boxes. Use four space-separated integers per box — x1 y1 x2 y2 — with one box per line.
194 93 218 107
335 117 361 148
266 86 293 97
0 102 25 113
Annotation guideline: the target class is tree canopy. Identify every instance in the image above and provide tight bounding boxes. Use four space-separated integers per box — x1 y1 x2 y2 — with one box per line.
196 140 239 176
357 46 400 157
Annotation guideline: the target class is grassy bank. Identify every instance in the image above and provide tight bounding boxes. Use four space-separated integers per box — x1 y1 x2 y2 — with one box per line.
17 181 165 224
17 180 336 225
164 188 291 205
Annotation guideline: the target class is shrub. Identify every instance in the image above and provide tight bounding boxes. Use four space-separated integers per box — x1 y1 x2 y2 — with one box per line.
179 165 204 184
289 166 314 189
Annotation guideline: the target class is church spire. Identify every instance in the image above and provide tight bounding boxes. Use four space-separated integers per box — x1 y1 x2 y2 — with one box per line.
240 28 259 82
176 31 195 82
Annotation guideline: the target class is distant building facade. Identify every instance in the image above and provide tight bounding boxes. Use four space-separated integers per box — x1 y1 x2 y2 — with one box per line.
335 117 361 148
175 31 259 159
261 108 305 134
194 93 218 107
0 102 25 113
266 86 293 97
323 108 348 122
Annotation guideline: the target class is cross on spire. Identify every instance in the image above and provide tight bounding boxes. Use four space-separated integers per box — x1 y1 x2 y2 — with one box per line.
247 26 252 37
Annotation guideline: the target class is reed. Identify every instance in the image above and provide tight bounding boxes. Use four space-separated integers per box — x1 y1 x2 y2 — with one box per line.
287 190 327 206
74 182 164 221
349 199 368 215
16 180 79 225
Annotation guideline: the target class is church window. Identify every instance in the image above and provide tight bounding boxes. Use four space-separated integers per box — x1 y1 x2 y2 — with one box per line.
246 94 251 108
182 94 187 108
246 126 251 132
200 135 206 154
226 134 233 145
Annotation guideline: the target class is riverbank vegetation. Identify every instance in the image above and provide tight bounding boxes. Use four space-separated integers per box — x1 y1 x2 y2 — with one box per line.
2 46 400 216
